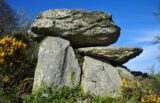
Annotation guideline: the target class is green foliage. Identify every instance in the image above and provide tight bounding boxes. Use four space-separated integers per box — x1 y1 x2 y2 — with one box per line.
70 71 75 86
16 78 33 96
120 78 160 103
23 85 120 103
0 36 28 88
0 33 36 103
23 86 85 103
12 31 38 66
12 31 30 43
0 86 23 103
0 77 34 103
91 96 118 103
22 76 160 103
140 72 160 95
144 73 160 94
155 72 160 80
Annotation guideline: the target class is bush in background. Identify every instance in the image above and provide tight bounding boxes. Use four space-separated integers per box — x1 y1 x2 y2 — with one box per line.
0 32 37 102
0 36 27 86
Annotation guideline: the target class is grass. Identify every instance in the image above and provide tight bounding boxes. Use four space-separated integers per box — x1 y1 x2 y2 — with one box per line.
23 85 119 103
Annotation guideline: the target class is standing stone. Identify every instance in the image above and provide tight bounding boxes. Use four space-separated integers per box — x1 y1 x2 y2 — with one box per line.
82 56 122 97
33 36 81 92
31 9 120 47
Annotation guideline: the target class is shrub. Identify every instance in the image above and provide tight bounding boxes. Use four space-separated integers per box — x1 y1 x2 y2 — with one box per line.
0 36 27 86
23 85 119 103
0 35 35 102
12 31 38 69
23 86 85 103
120 78 160 103
16 78 34 96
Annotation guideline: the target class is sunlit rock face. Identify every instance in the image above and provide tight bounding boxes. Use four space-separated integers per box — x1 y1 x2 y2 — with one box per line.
77 46 143 64
31 9 143 98
33 37 81 92
31 9 120 47
81 56 122 97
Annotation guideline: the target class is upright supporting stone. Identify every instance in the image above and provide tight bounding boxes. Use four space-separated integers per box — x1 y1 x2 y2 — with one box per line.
33 37 81 92
82 56 122 97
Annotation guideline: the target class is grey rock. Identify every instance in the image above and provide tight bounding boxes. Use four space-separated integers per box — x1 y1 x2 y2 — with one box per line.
77 46 143 64
28 29 39 38
31 9 120 47
81 56 122 97
33 36 81 92
78 98 91 103
117 66 134 81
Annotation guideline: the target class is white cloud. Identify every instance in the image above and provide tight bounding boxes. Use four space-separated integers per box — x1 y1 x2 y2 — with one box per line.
126 31 160 44
116 29 160 73
128 37 153 44
129 33 157 44
125 44 160 73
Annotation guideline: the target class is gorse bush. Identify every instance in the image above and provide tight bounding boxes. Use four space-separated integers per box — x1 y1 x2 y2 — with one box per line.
0 36 27 66
0 36 27 86
0 35 36 103
120 78 160 103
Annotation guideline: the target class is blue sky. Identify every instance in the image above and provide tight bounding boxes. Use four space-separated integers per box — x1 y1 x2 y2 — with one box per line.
6 0 160 73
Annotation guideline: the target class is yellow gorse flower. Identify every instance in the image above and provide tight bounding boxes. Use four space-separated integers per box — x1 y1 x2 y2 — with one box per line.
133 80 140 88
121 79 129 88
0 36 27 66
157 97 160 103
140 93 160 103
141 98 145 102
2 75 11 83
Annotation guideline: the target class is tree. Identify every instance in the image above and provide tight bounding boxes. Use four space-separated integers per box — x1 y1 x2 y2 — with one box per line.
153 3 160 61
153 35 160 60
154 35 160 44
17 9 33 31
0 0 18 34
154 3 160 20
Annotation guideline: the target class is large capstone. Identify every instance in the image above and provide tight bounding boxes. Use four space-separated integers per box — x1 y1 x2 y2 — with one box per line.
81 56 122 97
31 9 120 47
33 37 81 92
77 46 143 64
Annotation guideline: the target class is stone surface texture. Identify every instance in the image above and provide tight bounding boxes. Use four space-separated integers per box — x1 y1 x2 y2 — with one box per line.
77 46 143 64
33 36 81 91
31 9 120 47
117 66 134 81
81 56 122 97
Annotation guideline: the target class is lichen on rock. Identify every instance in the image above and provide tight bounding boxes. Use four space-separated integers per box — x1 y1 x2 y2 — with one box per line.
31 9 120 47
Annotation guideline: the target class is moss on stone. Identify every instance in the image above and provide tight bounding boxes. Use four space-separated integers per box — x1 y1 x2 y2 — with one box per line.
70 70 75 86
